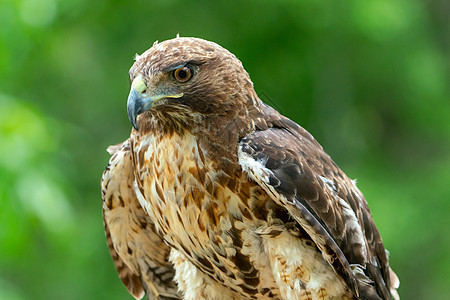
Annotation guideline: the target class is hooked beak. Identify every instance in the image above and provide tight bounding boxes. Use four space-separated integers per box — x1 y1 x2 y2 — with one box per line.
127 76 183 131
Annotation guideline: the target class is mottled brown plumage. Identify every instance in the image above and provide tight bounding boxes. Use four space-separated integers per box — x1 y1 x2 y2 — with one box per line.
102 37 399 300
101 141 180 299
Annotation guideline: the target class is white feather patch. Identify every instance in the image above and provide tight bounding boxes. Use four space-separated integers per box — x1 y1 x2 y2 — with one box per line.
318 175 336 192
237 146 271 185
339 197 368 259
263 231 349 299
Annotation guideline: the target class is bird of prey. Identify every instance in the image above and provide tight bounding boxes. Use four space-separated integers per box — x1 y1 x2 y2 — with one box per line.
101 37 400 300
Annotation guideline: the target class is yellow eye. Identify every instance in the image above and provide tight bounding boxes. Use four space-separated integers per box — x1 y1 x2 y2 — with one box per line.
173 66 193 82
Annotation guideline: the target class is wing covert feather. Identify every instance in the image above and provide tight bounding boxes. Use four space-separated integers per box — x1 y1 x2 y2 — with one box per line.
239 111 396 300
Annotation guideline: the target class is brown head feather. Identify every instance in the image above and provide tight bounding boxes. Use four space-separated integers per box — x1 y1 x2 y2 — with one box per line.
129 37 260 136
129 37 266 172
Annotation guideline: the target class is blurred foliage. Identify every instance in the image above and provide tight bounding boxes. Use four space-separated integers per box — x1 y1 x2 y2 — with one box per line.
0 0 448 299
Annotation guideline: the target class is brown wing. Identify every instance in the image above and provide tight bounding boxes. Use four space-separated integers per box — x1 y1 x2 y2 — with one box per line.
101 140 180 300
238 105 398 300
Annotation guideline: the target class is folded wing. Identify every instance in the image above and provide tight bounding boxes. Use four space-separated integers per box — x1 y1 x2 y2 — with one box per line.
238 106 398 300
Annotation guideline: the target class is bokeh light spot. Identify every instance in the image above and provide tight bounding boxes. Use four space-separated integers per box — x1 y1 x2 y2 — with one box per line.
20 0 57 28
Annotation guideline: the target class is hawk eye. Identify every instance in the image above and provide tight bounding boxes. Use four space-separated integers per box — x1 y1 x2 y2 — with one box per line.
173 66 193 82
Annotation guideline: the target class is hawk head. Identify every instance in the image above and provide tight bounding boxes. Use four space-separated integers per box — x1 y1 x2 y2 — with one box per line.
127 37 258 132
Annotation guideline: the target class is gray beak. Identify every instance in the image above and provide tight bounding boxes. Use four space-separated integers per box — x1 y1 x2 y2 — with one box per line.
126 76 184 131
127 87 145 131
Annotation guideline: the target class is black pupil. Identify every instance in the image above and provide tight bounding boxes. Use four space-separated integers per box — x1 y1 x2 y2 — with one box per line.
178 68 187 79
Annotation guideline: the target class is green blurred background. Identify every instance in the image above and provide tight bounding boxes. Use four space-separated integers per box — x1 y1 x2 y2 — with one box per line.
0 0 449 299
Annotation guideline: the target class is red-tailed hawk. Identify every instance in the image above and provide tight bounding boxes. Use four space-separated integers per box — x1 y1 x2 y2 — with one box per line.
101 37 400 300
